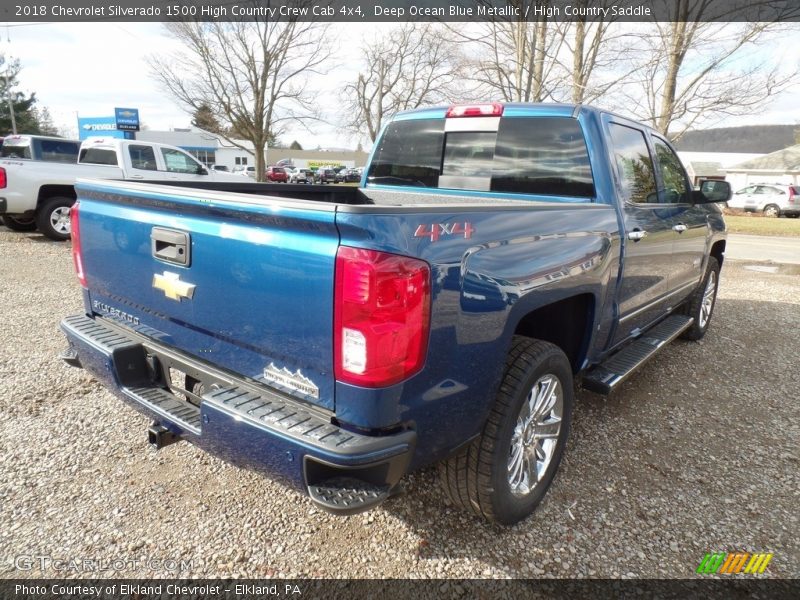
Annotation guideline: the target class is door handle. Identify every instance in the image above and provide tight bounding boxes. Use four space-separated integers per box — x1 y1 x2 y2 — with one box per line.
628 229 648 241
129 174 144 179
673 224 688 233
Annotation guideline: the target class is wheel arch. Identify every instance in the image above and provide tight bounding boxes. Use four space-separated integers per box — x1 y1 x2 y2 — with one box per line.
37 185 77 209
710 239 726 268
511 293 596 374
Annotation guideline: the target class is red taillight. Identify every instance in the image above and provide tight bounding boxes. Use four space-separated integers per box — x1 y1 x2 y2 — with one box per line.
70 202 87 288
789 188 796 203
334 246 430 388
0 167 6 189
446 103 504 118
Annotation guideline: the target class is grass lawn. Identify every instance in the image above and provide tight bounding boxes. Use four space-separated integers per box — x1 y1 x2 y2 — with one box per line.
724 215 800 237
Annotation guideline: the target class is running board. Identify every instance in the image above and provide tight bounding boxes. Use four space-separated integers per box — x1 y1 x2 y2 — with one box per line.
582 315 694 395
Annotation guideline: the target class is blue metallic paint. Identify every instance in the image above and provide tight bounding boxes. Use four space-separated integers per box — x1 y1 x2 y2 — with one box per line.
66 103 726 488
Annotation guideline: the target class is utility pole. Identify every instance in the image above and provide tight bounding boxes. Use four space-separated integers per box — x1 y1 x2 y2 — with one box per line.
4 26 16 134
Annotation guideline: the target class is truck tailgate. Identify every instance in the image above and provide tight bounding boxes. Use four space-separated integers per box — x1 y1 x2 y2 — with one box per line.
75 180 338 410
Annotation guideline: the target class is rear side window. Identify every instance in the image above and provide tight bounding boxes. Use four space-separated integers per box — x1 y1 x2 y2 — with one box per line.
128 145 157 170
35 139 79 163
79 148 118 166
608 123 657 204
367 119 444 187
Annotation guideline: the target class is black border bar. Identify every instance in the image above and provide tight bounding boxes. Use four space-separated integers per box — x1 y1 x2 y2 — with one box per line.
3 579 800 600
2 0 800 22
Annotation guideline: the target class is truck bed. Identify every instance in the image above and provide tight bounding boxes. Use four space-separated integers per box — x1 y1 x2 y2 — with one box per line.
150 180 535 207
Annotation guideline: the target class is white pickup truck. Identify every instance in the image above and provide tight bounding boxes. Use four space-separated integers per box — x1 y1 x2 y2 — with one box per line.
0 136 241 240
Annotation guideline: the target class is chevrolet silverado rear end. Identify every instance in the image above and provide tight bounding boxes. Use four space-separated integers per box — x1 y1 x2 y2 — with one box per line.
60 103 728 524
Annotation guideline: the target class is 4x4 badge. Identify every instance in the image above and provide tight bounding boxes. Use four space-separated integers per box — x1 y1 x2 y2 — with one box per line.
153 271 196 301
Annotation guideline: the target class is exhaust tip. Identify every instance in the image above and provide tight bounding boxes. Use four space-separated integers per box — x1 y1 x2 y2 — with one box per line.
148 423 179 450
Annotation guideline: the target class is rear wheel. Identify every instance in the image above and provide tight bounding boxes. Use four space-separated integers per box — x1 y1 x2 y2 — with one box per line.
36 196 74 241
2 215 37 232
763 204 780 218
439 337 573 525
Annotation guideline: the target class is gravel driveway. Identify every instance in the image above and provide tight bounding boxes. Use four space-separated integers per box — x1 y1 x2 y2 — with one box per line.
1 227 798 580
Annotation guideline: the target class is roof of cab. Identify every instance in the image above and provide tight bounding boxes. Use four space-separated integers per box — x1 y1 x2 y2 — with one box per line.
391 102 589 122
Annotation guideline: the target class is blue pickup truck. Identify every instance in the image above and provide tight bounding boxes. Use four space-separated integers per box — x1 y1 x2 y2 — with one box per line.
60 103 730 524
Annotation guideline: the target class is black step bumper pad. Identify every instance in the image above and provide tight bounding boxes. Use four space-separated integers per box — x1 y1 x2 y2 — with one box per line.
60 314 415 513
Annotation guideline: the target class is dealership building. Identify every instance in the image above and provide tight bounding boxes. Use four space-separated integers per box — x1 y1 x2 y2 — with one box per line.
78 113 367 171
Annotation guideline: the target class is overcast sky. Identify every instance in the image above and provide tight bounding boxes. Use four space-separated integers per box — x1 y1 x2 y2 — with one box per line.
2 22 799 150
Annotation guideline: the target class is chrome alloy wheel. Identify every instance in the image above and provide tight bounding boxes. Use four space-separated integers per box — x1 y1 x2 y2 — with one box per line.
49 206 71 235
699 270 717 329
508 375 563 498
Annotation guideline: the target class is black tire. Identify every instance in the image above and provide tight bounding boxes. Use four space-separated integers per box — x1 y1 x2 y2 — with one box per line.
2 215 37 232
680 256 720 341
439 337 573 525
763 204 780 218
36 196 74 241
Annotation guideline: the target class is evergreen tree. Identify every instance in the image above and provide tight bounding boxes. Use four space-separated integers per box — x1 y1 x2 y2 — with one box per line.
35 107 58 136
191 103 222 133
0 55 43 135
289 140 303 150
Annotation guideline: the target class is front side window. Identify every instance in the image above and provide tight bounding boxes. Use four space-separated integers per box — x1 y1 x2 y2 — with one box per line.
161 148 201 174
128 145 157 170
653 138 690 204
608 123 657 204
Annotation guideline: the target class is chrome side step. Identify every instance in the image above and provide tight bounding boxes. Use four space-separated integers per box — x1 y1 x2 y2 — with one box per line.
582 315 694 395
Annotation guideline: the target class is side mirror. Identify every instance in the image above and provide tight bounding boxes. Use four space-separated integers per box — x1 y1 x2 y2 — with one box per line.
693 180 731 204
196 166 208 175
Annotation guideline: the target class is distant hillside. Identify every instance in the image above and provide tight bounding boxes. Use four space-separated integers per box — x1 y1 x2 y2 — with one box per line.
676 125 798 154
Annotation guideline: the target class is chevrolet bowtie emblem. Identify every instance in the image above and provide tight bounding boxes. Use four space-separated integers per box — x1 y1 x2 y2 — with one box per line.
153 271 196 301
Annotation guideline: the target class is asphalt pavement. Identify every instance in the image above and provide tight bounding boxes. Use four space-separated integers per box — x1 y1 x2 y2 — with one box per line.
726 233 800 264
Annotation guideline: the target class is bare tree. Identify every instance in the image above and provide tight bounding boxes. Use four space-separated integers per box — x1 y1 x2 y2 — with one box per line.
556 2 642 104
343 24 461 143
149 19 331 181
625 1 799 140
451 3 566 103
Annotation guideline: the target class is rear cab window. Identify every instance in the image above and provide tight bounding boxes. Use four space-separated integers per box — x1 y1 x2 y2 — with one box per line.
1 138 32 159
79 147 119 166
367 115 595 200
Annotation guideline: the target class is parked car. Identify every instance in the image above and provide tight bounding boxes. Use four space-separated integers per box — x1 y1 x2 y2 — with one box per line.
232 165 256 178
336 168 361 183
266 166 288 183
289 168 312 184
727 183 800 217
314 167 337 184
